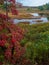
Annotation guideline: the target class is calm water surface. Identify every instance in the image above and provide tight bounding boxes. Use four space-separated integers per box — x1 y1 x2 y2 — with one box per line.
13 13 48 24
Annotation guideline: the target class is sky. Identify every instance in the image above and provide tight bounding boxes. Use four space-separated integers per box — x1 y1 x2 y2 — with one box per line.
17 0 49 6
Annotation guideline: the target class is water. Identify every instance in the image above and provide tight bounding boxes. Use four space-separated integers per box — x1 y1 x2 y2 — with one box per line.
30 13 39 16
13 13 48 24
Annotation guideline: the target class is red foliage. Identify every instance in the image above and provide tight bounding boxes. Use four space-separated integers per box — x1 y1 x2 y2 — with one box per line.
8 0 19 15
5 49 12 60
0 0 30 64
11 9 18 15
0 20 29 65
0 62 3 65
0 34 8 40
0 13 9 20
0 40 6 47
0 25 3 31
8 0 15 3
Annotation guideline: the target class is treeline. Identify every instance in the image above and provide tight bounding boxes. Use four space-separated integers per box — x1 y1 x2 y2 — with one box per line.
38 3 49 10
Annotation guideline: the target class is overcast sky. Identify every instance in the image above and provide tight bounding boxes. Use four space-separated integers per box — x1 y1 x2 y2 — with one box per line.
17 0 49 6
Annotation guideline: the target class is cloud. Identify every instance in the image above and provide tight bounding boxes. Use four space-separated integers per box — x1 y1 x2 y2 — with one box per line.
17 0 49 6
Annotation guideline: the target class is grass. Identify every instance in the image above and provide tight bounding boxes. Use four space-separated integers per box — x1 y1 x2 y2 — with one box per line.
17 22 49 65
0 9 49 19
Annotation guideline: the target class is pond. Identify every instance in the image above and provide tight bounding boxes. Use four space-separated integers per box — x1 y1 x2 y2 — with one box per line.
30 13 39 16
13 13 48 24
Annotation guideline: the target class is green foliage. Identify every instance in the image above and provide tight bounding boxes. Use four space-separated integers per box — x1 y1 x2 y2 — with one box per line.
38 3 49 10
0 3 10 10
0 47 4 62
20 23 49 65
38 6 44 10
27 8 32 11
20 38 28 46
43 3 49 10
